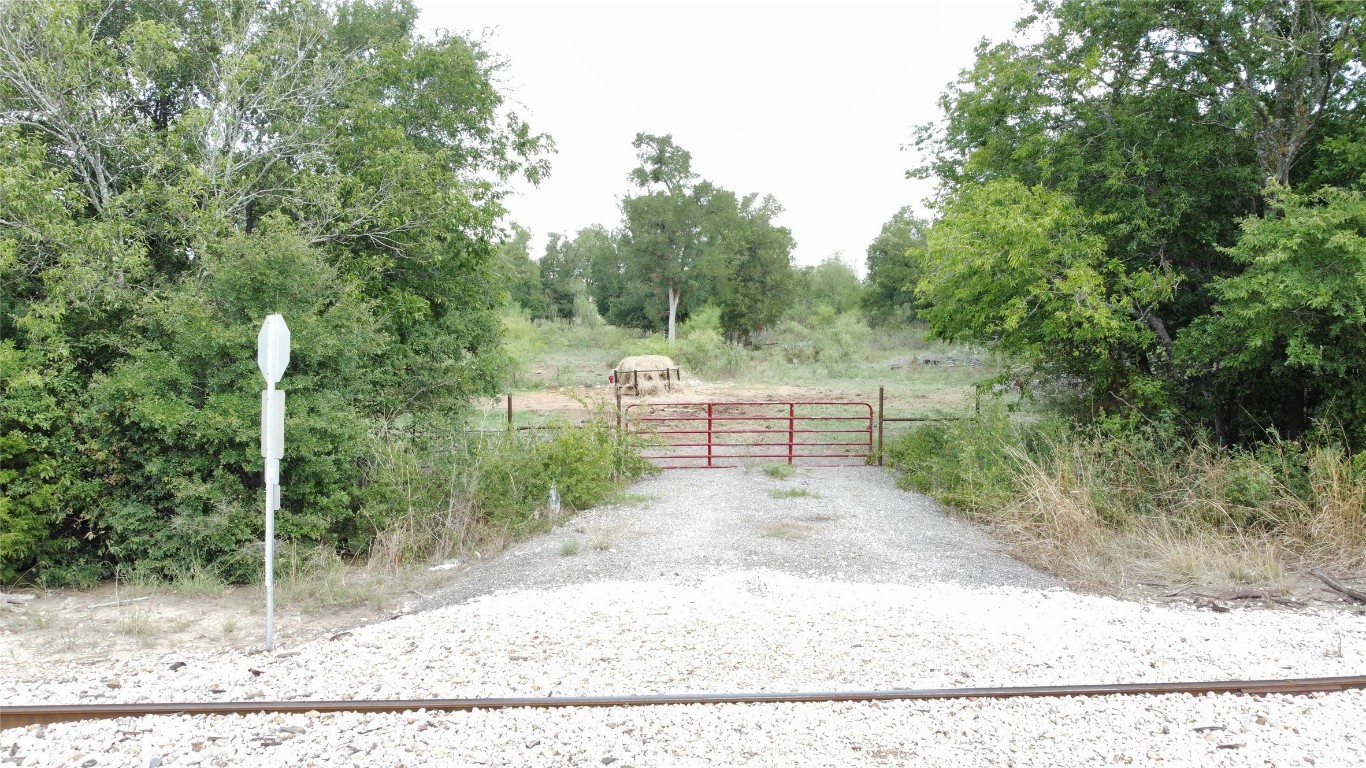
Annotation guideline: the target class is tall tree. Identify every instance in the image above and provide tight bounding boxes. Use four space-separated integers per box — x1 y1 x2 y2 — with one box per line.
498 222 550 318
619 133 705 341
703 192 796 341
862 207 929 326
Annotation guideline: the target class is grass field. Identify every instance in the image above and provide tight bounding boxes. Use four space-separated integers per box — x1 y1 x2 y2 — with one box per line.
491 311 994 433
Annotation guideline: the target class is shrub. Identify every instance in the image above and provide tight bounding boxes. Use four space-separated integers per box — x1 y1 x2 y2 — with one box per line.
471 418 655 527
0 342 98 584
675 328 747 379
365 415 656 568
885 404 1032 514
77 226 388 583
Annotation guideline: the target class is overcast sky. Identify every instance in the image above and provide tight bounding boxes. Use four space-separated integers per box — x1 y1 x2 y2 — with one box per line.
416 0 1027 273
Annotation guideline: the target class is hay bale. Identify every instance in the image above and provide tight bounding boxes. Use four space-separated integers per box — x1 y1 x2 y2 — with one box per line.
615 355 678 396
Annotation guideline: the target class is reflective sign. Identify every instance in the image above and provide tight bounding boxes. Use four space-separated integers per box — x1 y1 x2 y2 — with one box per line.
257 314 290 385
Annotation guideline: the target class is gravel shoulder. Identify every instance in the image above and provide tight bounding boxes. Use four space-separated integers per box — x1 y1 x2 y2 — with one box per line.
4 466 1365 767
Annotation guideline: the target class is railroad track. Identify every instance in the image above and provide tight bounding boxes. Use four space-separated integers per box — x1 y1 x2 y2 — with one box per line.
6 675 1365 730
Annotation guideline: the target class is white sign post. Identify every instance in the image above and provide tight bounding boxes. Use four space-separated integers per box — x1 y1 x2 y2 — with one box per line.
257 314 290 652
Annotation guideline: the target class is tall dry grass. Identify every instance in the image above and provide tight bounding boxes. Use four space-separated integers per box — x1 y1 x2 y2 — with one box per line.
1294 446 1366 568
889 414 1366 591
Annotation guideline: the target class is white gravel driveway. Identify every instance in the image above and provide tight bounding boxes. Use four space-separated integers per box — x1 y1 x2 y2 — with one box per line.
3 467 1364 767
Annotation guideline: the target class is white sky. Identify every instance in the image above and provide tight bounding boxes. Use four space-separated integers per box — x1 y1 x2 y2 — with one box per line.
416 0 1027 273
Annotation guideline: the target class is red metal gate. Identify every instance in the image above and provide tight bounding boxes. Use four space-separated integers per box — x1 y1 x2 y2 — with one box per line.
624 401 873 469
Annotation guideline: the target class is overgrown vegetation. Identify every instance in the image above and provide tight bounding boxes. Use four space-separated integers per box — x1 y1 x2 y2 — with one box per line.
9 0 1362 597
915 0 1366 446
363 418 656 573
887 410 1366 588
869 0 1366 588
0 0 600 586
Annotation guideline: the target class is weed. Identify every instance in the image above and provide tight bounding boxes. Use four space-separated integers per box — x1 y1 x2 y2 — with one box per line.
610 492 656 507
770 488 812 499
364 411 654 571
276 545 392 613
761 521 815 540
114 565 163 598
116 610 156 645
169 564 229 598
762 463 796 479
220 616 238 636
559 539 582 557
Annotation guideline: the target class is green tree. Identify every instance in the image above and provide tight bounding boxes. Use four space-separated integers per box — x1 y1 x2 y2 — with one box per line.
1182 185 1366 443
792 256 863 319
922 179 1170 411
618 133 707 341
540 226 613 320
0 0 550 582
498 223 550 318
913 0 1366 436
703 192 796 341
862 207 928 326
598 139 796 342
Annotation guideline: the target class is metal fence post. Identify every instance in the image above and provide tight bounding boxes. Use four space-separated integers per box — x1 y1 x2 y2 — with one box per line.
878 386 885 466
506 394 512 430
788 403 795 465
706 402 714 468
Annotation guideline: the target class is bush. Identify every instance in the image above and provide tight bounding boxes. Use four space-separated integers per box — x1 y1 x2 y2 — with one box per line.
675 328 747 379
0 342 97 584
764 309 871 374
77 226 387 582
365 415 656 568
885 404 1031 514
470 418 655 527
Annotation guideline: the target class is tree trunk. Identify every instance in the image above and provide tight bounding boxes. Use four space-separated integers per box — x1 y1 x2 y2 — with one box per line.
667 284 679 342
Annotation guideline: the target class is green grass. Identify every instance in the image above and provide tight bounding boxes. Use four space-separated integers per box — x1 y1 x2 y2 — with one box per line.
498 311 992 421
559 539 582 557
762 463 796 479
608 492 656 506
769 487 812 499
168 564 230 598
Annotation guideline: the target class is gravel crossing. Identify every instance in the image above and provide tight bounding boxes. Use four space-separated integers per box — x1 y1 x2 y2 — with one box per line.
3 467 1364 766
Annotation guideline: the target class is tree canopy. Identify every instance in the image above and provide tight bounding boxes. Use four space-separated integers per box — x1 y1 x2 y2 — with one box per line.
862 207 928 326
0 0 550 583
912 0 1366 441
591 133 796 342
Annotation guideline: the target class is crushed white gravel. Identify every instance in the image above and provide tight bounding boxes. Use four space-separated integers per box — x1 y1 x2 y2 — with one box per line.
4 468 1365 766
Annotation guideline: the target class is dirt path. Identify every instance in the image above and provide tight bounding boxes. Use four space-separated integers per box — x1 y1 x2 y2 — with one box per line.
420 466 1061 610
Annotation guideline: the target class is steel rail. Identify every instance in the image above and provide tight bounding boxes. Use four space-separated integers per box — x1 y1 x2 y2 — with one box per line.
6 676 1365 730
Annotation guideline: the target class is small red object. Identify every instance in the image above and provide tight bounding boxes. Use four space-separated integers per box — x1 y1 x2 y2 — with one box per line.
608 374 615 384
